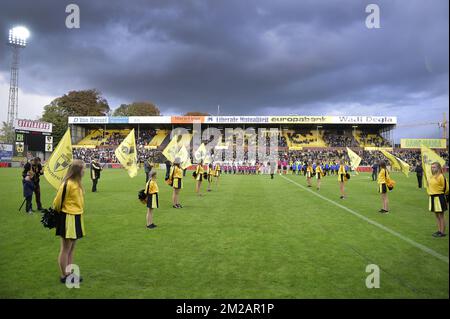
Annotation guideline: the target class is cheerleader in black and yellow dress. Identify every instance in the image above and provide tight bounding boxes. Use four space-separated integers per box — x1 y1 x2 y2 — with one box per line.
52 159 85 284
338 160 347 199
207 163 214 192
194 160 205 196
377 161 390 214
427 162 449 237
315 162 324 190
306 161 313 187
169 158 183 208
145 170 159 229
214 162 221 187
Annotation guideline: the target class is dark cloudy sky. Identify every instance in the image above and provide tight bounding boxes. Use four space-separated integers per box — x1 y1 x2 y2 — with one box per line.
0 0 448 140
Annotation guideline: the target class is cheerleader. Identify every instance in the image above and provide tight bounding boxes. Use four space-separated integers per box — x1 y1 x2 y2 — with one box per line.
338 160 347 199
306 161 313 187
214 162 221 187
377 161 390 214
53 159 85 284
145 170 159 229
169 158 183 208
194 160 205 196
207 163 214 192
315 162 324 190
428 162 449 237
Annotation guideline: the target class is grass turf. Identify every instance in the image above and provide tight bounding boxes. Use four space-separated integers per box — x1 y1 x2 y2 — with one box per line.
0 168 448 298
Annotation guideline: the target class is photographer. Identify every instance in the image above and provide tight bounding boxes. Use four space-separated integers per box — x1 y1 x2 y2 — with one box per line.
22 157 44 211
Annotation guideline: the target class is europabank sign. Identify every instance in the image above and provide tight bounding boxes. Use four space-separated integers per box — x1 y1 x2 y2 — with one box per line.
14 119 52 133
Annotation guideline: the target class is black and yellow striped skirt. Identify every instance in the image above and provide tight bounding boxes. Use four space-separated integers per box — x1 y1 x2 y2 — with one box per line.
147 193 159 209
378 183 387 194
429 194 448 213
173 177 183 189
56 213 85 240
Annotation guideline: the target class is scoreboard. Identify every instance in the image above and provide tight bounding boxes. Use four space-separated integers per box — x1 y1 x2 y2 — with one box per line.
13 119 53 158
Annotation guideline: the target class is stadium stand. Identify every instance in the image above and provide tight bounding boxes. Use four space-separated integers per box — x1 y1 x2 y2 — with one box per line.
354 130 391 147
283 129 327 148
68 115 447 169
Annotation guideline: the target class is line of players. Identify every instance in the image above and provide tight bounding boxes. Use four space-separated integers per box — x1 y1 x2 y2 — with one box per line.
219 160 349 176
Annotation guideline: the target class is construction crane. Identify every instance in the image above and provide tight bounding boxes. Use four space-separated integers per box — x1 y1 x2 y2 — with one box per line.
396 113 448 140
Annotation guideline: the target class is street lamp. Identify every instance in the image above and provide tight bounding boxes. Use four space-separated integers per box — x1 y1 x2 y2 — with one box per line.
7 26 30 127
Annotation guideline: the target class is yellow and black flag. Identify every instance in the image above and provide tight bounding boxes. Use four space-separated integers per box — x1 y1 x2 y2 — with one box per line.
346 147 362 174
114 129 138 178
44 128 73 189
380 149 410 177
194 143 212 164
162 135 181 163
175 145 192 169
421 144 446 189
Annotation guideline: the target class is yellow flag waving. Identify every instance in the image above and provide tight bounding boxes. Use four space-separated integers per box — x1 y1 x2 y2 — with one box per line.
44 129 73 189
346 147 362 173
114 129 138 178
162 135 182 163
421 144 446 189
194 143 212 164
380 150 410 177
175 145 192 169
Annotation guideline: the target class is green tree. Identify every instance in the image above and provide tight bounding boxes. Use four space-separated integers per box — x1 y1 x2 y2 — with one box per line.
113 102 160 116
0 122 15 143
41 89 110 143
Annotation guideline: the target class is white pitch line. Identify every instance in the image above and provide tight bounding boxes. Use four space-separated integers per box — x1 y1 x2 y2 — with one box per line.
280 175 449 264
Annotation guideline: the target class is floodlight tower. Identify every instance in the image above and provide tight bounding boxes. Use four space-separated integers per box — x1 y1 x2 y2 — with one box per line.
7 26 30 127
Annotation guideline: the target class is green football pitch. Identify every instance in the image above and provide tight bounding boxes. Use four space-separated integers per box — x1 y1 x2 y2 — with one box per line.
0 168 448 299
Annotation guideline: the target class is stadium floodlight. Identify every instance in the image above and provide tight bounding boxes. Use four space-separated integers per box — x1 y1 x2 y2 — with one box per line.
8 26 30 47
7 26 30 129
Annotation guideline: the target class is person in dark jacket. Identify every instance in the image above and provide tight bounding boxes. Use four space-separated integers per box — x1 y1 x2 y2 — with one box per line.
371 162 378 181
415 163 424 188
90 159 102 192
22 157 44 210
164 160 172 181
23 171 35 213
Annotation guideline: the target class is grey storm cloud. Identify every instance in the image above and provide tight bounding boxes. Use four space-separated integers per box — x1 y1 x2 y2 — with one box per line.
0 0 448 138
